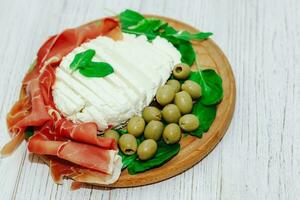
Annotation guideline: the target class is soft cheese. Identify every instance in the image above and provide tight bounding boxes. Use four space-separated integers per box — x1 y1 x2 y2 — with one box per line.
52 33 181 130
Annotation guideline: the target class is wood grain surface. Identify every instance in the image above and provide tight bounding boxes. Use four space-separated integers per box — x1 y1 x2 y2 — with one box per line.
0 0 299 200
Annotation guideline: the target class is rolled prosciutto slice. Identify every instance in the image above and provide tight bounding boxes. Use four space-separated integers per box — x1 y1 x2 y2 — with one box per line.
54 118 117 150
28 132 119 175
48 156 122 186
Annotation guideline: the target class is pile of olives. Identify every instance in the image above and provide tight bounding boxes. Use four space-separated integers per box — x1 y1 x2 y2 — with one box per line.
103 63 202 161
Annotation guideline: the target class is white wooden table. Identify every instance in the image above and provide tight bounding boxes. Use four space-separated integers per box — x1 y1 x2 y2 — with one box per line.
0 0 299 199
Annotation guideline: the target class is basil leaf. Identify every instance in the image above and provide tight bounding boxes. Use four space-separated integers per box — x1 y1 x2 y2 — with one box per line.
118 151 138 170
168 31 213 41
119 9 144 29
70 49 95 71
24 126 34 140
79 62 114 77
69 49 114 78
127 141 180 174
189 69 223 105
190 101 217 137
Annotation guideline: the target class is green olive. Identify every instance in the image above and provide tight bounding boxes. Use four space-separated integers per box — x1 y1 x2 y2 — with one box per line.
166 79 181 93
156 85 175 106
104 129 120 142
179 114 199 132
172 63 191 80
163 123 182 144
127 116 145 137
162 104 181 123
142 106 161 123
137 139 158 160
144 120 164 141
174 91 193 114
118 134 137 155
181 80 202 99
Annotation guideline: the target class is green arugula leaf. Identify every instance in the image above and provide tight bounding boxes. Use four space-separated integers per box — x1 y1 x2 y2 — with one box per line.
78 62 114 77
127 141 180 174
69 49 114 78
124 18 167 40
119 9 144 29
119 9 213 66
189 69 223 105
128 18 166 32
190 101 217 137
168 31 213 41
70 49 95 71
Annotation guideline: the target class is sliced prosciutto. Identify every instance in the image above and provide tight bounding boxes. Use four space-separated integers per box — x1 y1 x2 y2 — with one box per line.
2 18 120 156
48 156 122 186
54 118 117 150
28 133 118 174
1 17 123 187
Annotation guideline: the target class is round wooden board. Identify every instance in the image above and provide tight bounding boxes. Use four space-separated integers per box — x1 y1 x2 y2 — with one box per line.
106 15 236 188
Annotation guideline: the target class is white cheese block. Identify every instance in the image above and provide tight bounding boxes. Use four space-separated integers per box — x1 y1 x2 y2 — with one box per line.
52 33 181 130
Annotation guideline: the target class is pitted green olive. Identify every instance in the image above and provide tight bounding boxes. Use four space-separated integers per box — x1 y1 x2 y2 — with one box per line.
174 91 193 114
118 134 137 155
144 120 164 141
181 80 202 99
172 63 191 80
127 116 145 137
104 129 120 142
166 79 181 93
162 104 181 123
156 85 175 106
179 114 199 132
142 106 161 123
163 123 182 144
137 139 158 160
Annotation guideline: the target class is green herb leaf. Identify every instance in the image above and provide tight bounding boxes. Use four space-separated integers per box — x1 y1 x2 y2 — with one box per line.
70 49 95 71
190 101 217 137
168 31 213 41
78 62 114 77
119 9 144 29
123 18 166 40
115 129 128 135
69 49 114 78
162 35 195 66
118 150 138 170
24 126 34 140
189 69 223 105
119 9 213 66
127 141 180 174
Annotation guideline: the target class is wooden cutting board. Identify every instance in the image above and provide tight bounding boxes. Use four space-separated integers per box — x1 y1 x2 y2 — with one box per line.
34 15 236 189
105 15 236 187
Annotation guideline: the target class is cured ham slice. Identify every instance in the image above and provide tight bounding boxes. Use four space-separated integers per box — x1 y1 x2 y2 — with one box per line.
55 118 117 150
2 17 123 186
2 18 120 155
2 88 30 156
48 155 122 186
15 78 52 127
28 133 118 174
36 18 119 71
